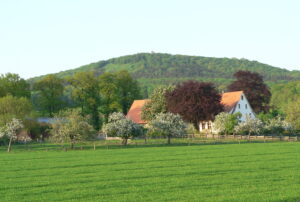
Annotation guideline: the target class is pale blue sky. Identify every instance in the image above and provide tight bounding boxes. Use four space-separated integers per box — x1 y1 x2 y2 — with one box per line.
0 0 299 78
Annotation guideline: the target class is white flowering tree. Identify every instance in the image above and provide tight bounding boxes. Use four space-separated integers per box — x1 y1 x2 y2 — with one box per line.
214 112 241 135
234 116 263 137
50 109 95 149
264 117 293 135
148 112 187 144
102 112 144 145
0 118 24 152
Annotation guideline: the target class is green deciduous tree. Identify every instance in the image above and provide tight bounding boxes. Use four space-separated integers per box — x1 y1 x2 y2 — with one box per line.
50 109 95 149
0 73 30 98
115 70 141 114
0 95 32 126
33 74 65 117
102 112 143 145
286 99 300 131
141 85 174 121
147 112 187 144
68 72 101 130
99 72 121 123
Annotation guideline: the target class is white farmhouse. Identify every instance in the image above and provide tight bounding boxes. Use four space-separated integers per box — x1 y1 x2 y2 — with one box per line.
199 91 255 133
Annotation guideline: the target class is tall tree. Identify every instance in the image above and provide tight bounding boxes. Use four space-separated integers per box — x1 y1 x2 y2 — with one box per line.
99 72 121 123
0 95 32 126
0 73 30 98
115 70 141 114
141 85 174 121
166 81 223 130
68 72 101 130
286 99 300 130
227 71 271 113
33 75 65 117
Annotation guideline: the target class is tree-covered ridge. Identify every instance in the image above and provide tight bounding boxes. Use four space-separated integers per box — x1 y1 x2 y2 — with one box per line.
29 53 300 84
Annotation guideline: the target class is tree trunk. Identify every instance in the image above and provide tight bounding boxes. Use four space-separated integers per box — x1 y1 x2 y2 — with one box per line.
193 122 199 131
7 136 13 152
167 135 171 144
123 138 128 146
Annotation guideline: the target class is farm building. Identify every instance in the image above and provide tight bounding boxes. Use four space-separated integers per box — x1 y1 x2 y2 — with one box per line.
199 91 255 133
126 91 255 132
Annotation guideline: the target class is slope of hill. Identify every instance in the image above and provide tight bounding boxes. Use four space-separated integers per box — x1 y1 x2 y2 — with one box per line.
29 53 300 92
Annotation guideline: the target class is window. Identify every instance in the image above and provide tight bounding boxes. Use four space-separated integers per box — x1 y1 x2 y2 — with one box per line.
238 104 240 109
208 122 211 129
241 95 244 100
249 113 252 116
245 104 248 109
202 122 206 130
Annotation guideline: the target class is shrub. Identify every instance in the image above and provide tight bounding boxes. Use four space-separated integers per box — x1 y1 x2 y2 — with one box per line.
214 112 241 135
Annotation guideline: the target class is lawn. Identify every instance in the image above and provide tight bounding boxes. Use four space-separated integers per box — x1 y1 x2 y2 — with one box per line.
0 142 299 201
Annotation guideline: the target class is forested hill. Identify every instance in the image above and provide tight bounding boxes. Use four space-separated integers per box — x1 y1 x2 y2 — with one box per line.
29 53 300 87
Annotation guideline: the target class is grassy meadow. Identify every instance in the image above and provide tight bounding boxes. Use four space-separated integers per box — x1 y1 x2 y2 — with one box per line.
0 142 299 201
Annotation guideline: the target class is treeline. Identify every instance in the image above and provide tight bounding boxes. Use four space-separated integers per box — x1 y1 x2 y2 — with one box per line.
0 70 140 134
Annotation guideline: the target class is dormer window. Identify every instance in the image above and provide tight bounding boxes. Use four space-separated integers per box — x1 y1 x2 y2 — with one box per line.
241 95 244 100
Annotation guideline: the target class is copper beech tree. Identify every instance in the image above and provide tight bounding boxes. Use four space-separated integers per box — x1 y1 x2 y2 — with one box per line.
166 81 223 130
228 71 271 113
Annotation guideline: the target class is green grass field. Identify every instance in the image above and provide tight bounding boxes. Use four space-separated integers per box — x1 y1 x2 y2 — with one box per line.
0 142 299 201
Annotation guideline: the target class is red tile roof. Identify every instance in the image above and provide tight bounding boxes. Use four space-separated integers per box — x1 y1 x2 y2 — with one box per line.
126 99 150 124
221 91 243 112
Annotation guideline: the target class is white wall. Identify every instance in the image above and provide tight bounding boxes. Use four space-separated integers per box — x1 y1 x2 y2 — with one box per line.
230 93 255 121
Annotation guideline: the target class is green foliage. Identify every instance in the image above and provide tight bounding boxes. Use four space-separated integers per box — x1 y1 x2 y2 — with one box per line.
270 81 300 114
147 112 187 144
0 95 32 126
141 85 174 121
23 119 51 141
214 112 241 135
33 74 65 117
99 72 121 123
50 109 95 149
68 72 101 130
115 70 141 114
0 73 30 98
286 99 300 131
102 112 143 145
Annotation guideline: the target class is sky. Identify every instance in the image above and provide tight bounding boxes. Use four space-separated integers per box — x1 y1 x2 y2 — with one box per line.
0 0 299 79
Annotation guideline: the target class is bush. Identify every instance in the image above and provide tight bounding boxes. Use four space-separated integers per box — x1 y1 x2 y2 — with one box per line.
214 112 241 135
